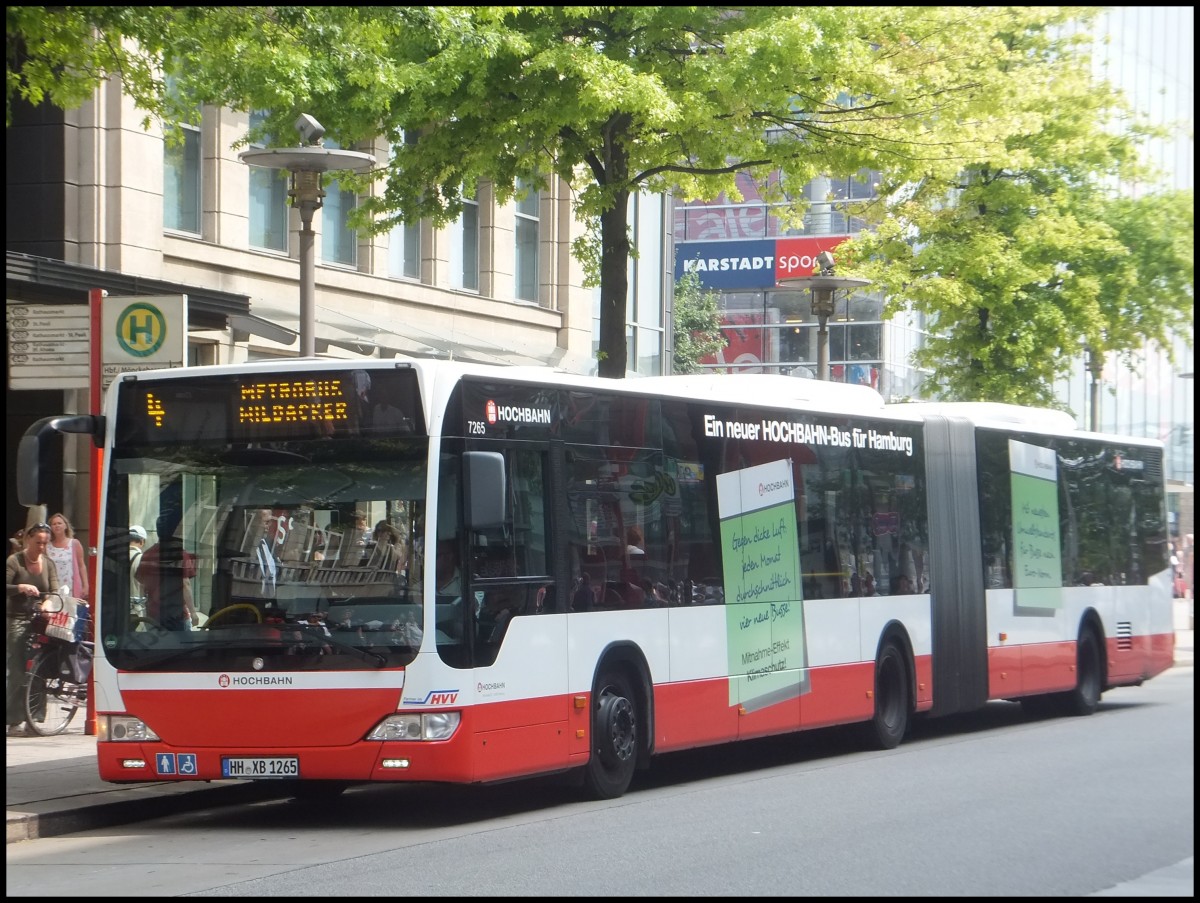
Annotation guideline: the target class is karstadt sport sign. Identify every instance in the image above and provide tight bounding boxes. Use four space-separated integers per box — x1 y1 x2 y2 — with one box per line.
674 235 851 290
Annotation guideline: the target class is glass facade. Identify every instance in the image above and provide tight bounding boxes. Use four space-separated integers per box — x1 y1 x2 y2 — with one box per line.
1054 6 1194 521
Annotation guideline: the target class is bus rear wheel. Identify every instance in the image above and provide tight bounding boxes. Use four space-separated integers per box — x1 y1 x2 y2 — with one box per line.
1063 628 1103 716
862 640 909 750
582 670 638 800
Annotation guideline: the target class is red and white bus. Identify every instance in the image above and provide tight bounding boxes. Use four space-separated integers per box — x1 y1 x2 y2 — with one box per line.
18 359 1176 799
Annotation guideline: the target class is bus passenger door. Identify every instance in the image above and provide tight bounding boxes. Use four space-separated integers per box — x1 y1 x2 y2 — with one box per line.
464 444 569 780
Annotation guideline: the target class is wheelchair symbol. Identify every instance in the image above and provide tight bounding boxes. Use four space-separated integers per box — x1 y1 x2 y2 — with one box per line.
178 754 198 776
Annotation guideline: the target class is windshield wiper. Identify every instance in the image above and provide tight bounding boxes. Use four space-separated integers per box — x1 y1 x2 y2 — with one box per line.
125 627 387 669
287 624 387 667
129 640 231 671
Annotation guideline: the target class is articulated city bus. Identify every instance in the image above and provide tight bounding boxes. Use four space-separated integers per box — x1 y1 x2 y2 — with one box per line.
18 359 1175 799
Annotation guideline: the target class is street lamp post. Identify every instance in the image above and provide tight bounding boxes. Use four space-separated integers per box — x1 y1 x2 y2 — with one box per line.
238 115 376 357
1086 345 1104 432
777 251 870 381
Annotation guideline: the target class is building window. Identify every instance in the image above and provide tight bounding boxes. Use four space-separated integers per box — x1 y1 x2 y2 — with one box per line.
450 190 479 291
388 133 421 280
389 218 420 280
247 110 289 252
321 138 358 267
514 178 540 302
163 76 201 234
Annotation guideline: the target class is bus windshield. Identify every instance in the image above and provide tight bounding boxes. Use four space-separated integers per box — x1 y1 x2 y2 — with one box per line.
100 366 429 671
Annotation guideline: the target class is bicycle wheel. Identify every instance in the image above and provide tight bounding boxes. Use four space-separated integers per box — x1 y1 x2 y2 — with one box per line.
25 648 80 736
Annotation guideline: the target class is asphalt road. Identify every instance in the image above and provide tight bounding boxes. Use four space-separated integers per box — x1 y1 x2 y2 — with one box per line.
6 665 1193 897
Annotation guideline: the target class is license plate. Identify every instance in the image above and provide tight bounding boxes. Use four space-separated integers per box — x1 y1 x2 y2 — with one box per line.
221 756 299 779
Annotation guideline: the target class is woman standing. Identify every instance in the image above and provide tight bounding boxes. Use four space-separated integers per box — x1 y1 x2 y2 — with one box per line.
47 513 88 601
6 523 60 735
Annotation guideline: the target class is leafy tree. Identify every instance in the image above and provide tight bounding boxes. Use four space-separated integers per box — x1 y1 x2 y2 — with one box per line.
8 6 1104 378
672 270 725 374
7 7 176 127
837 22 1194 406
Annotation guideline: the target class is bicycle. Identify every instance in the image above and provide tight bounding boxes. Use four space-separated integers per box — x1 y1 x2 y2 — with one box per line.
24 596 94 736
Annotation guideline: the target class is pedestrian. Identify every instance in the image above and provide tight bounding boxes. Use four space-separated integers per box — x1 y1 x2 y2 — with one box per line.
572 572 596 611
129 525 147 615
6 523 60 735
251 509 278 597
8 528 24 556
372 520 407 577
47 512 89 601
137 508 199 630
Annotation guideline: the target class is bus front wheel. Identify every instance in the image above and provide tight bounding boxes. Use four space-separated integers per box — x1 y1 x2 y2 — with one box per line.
582 670 638 800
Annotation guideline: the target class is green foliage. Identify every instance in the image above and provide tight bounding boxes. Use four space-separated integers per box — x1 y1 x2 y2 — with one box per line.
838 17 1194 406
11 6 1186 393
672 271 726 374
7 6 180 128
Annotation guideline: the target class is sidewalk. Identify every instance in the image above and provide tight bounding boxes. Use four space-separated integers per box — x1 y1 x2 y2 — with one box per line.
5 721 295 844
7 627 1194 845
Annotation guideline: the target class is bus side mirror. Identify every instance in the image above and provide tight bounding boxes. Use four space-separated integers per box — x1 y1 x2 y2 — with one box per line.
464 451 505 530
17 415 105 506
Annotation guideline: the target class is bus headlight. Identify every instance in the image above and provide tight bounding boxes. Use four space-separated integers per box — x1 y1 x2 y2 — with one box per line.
100 716 161 742
367 712 461 741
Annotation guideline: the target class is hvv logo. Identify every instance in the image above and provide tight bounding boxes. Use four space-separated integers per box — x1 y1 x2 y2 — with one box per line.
402 689 460 706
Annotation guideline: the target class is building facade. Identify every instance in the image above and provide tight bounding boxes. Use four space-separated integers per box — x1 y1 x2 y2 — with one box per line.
6 84 673 545
672 171 929 401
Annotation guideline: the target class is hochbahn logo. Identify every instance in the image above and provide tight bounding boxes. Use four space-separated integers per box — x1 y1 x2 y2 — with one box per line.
484 399 552 425
218 674 294 687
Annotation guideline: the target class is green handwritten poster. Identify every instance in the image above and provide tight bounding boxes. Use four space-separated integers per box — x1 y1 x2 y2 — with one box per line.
1009 439 1063 610
717 458 809 711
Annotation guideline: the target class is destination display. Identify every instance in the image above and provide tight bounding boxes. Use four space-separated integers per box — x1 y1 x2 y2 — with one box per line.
115 367 423 445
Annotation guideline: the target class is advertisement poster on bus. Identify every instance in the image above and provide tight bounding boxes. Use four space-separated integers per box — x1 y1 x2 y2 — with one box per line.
1009 439 1064 612
716 458 810 712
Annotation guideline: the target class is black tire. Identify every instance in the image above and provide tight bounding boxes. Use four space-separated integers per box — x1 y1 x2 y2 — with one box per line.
862 640 909 750
582 669 638 799
25 650 80 736
1063 628 1103 716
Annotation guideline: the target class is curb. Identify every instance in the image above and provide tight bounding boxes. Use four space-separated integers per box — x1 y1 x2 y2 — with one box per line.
6 780 295 844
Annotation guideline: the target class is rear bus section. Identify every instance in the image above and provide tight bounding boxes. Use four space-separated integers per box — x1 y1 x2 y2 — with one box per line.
907 404 1174 721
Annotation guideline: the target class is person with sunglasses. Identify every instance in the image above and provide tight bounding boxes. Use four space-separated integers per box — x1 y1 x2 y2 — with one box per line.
5 523 60 735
